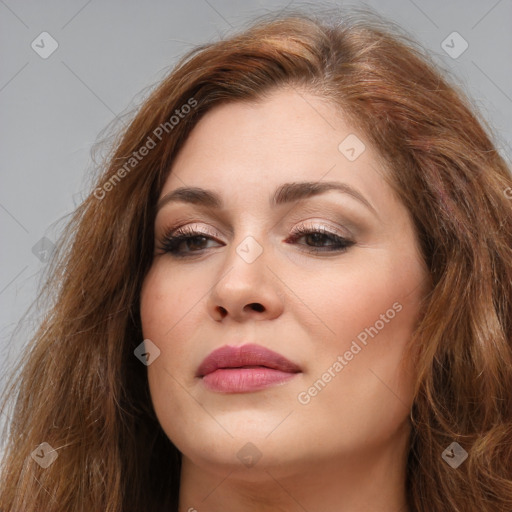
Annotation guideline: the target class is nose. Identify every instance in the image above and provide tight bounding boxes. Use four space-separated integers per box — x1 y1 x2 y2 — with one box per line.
207 236 284 322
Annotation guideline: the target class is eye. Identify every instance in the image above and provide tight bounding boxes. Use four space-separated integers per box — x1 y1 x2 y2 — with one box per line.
285 225 355 253
156 225 223 257
156 223 355 258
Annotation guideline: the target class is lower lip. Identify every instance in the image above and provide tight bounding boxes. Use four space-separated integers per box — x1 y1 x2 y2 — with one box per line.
201 368 299 393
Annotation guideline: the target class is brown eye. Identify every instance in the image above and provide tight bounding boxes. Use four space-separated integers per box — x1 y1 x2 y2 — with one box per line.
157 226 223 257
286 225 355 253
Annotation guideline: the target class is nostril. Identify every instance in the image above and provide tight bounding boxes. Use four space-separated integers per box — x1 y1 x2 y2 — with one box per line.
249 303 264 312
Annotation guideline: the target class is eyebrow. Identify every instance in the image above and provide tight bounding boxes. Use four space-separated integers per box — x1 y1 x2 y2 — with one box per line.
156 181 378 216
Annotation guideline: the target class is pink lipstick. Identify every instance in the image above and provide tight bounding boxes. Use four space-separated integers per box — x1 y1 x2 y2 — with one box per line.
197 344 301 393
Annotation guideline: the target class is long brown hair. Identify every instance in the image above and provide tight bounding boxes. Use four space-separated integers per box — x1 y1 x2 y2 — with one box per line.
1 6 511 511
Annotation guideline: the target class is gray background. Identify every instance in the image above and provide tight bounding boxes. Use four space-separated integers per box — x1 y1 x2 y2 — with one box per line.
1 0 511 405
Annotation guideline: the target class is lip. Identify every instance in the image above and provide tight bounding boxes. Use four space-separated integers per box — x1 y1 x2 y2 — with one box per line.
197 344 301 393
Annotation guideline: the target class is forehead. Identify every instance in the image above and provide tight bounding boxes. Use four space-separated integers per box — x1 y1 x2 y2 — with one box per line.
160 88 392 212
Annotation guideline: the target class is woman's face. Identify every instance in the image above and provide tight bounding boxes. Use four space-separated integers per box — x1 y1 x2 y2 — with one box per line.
140 88 430 476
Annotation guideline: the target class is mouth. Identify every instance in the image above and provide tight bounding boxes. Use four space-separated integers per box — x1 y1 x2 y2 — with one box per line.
196 344 302 393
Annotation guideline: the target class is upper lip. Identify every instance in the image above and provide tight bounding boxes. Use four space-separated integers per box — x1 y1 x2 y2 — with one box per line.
196 344 302 377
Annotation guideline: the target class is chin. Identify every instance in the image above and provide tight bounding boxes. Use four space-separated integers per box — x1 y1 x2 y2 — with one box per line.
174 420 302 470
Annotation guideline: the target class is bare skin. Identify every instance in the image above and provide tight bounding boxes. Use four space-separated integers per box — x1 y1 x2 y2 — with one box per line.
140 88 430 511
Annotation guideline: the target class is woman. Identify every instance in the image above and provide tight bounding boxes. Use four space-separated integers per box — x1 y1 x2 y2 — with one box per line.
1 7 511 512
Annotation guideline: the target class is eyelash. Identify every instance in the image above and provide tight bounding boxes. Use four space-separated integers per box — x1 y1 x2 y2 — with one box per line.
157 224 355 258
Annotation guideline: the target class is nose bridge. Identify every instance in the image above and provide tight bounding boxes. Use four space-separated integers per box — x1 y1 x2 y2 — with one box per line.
208 230 283 321
221 232 267 293
223 212 269 275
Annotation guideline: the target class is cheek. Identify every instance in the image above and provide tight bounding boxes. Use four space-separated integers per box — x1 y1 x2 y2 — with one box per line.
140 264 204 445
292 255 424 416
139 264 205 392
140 263 206 340
290 254 422 348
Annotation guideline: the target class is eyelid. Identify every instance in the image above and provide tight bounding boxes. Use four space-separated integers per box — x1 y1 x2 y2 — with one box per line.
284 203 362 233
296 219 346 233
157 199 364 233
160 219 350 241
160 221 354 249
160 221 223 240
155 209 234 238
286 217 355 240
